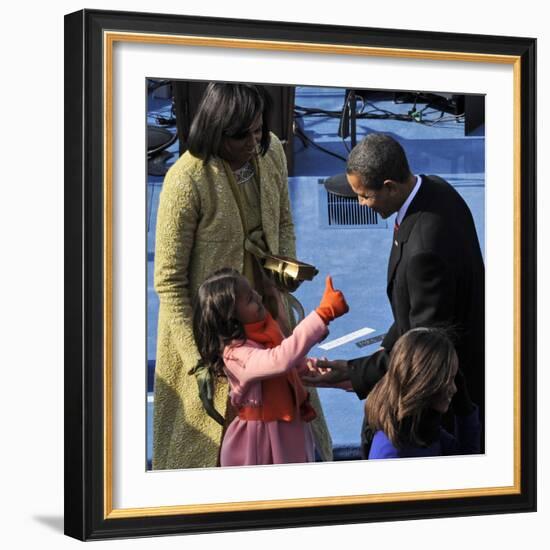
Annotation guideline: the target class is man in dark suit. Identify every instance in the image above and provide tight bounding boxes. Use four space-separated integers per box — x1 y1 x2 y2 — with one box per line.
307 133 485 452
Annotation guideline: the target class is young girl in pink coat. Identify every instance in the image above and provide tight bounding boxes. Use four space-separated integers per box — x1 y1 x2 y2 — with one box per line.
192 268 348 466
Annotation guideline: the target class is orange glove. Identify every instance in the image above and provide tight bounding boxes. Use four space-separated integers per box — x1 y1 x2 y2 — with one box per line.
315 276 349 324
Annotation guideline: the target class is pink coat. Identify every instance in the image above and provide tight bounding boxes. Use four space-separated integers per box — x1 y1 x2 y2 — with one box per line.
220 311 328 466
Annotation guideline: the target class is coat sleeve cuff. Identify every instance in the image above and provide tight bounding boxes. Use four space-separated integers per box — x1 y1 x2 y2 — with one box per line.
348 349 389 400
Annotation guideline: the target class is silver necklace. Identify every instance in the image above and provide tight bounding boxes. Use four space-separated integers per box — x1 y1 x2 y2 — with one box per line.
233 161 255 185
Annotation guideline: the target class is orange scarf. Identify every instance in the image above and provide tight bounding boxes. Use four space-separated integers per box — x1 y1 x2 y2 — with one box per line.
239 312 316 423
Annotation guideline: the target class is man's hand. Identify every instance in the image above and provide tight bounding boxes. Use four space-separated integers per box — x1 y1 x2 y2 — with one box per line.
301 359 350 387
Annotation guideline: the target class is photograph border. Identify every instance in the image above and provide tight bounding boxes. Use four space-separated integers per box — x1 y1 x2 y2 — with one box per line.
64 9 536 540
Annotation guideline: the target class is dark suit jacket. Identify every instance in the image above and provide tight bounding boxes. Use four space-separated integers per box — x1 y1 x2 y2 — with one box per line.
349 175 485 416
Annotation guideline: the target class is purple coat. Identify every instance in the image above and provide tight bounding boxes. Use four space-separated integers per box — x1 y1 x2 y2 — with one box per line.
368 407 481 459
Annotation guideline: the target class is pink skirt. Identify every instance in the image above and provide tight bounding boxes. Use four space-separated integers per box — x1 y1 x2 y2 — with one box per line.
220 417 315 466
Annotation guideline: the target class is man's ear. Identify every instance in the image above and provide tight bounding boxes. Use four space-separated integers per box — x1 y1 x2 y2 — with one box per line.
383 179 399 193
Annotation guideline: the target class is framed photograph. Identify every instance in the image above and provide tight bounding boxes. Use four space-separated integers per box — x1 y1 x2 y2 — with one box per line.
64 9 536 541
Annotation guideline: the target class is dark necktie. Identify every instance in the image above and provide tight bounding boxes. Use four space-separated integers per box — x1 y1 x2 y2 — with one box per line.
393 220 400 244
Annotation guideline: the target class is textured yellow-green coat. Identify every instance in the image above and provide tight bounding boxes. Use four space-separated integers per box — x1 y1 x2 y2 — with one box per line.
153 134 332 469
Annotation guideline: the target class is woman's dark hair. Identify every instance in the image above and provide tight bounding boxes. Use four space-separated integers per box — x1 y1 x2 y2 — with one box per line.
187 83 273 163
192 268 247 377
366 327 458 448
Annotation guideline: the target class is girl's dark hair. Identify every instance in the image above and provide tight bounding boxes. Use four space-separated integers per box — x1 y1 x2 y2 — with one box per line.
192 268 247 377
187 83 273 163
366 327 458 448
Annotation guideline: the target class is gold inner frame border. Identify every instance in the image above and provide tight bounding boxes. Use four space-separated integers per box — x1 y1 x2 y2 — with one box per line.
102 31 522 519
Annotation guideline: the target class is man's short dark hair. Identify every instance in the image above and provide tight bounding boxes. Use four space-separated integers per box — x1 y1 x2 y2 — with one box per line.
346 133 411 190
187 82 273 163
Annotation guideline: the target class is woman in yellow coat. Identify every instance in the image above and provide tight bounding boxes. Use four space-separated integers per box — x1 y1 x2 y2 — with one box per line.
153 83 332 469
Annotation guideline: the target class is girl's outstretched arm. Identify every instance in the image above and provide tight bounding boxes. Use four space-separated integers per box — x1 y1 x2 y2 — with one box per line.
223 311 327 385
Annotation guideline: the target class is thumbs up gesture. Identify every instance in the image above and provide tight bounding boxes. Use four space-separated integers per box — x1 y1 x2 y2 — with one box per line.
315 276 349 324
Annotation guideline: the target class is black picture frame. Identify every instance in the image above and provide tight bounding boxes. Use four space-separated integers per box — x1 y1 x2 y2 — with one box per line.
64 9 536 541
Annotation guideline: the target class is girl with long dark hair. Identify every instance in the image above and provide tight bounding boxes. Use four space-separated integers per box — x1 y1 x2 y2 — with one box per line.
366 328 480 459
193 268 348 466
